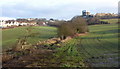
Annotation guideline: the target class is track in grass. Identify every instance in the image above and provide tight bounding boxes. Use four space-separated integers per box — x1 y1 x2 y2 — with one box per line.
56 24 119 67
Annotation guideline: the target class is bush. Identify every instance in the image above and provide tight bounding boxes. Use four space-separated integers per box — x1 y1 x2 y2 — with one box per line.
71 16 89 33
58 17 89 40
48 20 65 27
87 17 110 25
87 17 100 25
57 22 75 40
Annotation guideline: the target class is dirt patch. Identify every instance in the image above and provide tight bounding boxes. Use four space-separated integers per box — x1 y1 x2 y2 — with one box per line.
74 32 88 37
2 47 60 67
2 32 88 67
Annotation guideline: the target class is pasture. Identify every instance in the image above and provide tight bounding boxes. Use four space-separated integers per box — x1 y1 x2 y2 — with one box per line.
55 23 119 67
2 23 119 67
2 26 57 49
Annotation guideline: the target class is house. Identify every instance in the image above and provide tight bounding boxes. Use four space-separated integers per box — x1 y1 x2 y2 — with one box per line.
19 22 28 26
5 20 20 27
0 20 28 28
82 10 93 18
0 20 7 28
28 21 37 26
95 13 118 17
37 21 48 26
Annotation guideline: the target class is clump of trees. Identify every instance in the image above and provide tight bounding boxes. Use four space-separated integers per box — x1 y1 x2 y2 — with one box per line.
71 16 89 33
58 16 89 40
87 17 100 25
87 17 110 25
95 15 119 19
57 22 74 40
47 19 65 27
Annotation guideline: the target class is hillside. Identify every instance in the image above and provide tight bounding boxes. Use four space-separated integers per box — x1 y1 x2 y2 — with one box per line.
2 26 57 49
3 23 120 67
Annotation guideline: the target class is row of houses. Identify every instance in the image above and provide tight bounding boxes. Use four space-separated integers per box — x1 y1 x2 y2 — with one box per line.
95 13 118 17
0 20 36 28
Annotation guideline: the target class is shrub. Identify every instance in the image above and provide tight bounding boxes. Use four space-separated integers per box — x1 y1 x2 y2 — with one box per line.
87 17 100 25
58 17 89 40
48 20 65 27
57 22 75 40
71 16 89 33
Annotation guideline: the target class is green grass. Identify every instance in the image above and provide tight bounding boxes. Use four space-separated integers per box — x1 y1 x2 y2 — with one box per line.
2 23 119 67
55 23 119 67
100 19 118 24
2 26 57 49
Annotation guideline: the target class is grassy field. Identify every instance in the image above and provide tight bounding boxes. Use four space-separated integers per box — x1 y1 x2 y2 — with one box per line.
100 19 118 24
2 26 57 49
2 22 119 67
54 23 119 67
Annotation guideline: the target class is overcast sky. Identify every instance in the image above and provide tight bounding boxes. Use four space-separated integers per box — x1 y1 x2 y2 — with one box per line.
0 0 119 20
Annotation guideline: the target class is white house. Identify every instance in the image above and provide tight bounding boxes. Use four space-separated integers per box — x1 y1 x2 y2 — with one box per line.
0 20 21 28
0 20 7 28
0 17 38 28
19 22 28 26
6 21 20 27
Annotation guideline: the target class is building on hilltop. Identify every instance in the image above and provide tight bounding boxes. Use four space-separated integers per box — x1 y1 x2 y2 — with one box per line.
95 13 118 19
82 10 93 18
82 10 87 16
95 13 118 17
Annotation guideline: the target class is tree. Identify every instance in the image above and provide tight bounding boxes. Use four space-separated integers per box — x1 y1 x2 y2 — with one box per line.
87 17 100 25
48 20 65 27
57 16 89 40
57 22 74 40
71 16 89 33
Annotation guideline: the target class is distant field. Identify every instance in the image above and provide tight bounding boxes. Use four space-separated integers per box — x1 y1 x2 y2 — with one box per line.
2 26 57 49
55 23 119 67
100 19 118 23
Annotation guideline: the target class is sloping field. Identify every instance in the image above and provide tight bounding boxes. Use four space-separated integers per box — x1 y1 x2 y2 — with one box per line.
55 24 119 67
2 24 119 67
2 26 57 49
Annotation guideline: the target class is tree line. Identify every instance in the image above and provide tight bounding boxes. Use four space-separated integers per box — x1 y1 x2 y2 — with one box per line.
52 16 111 40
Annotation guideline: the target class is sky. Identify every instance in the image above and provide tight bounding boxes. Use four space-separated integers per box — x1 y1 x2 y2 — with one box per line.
0 0 119 20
